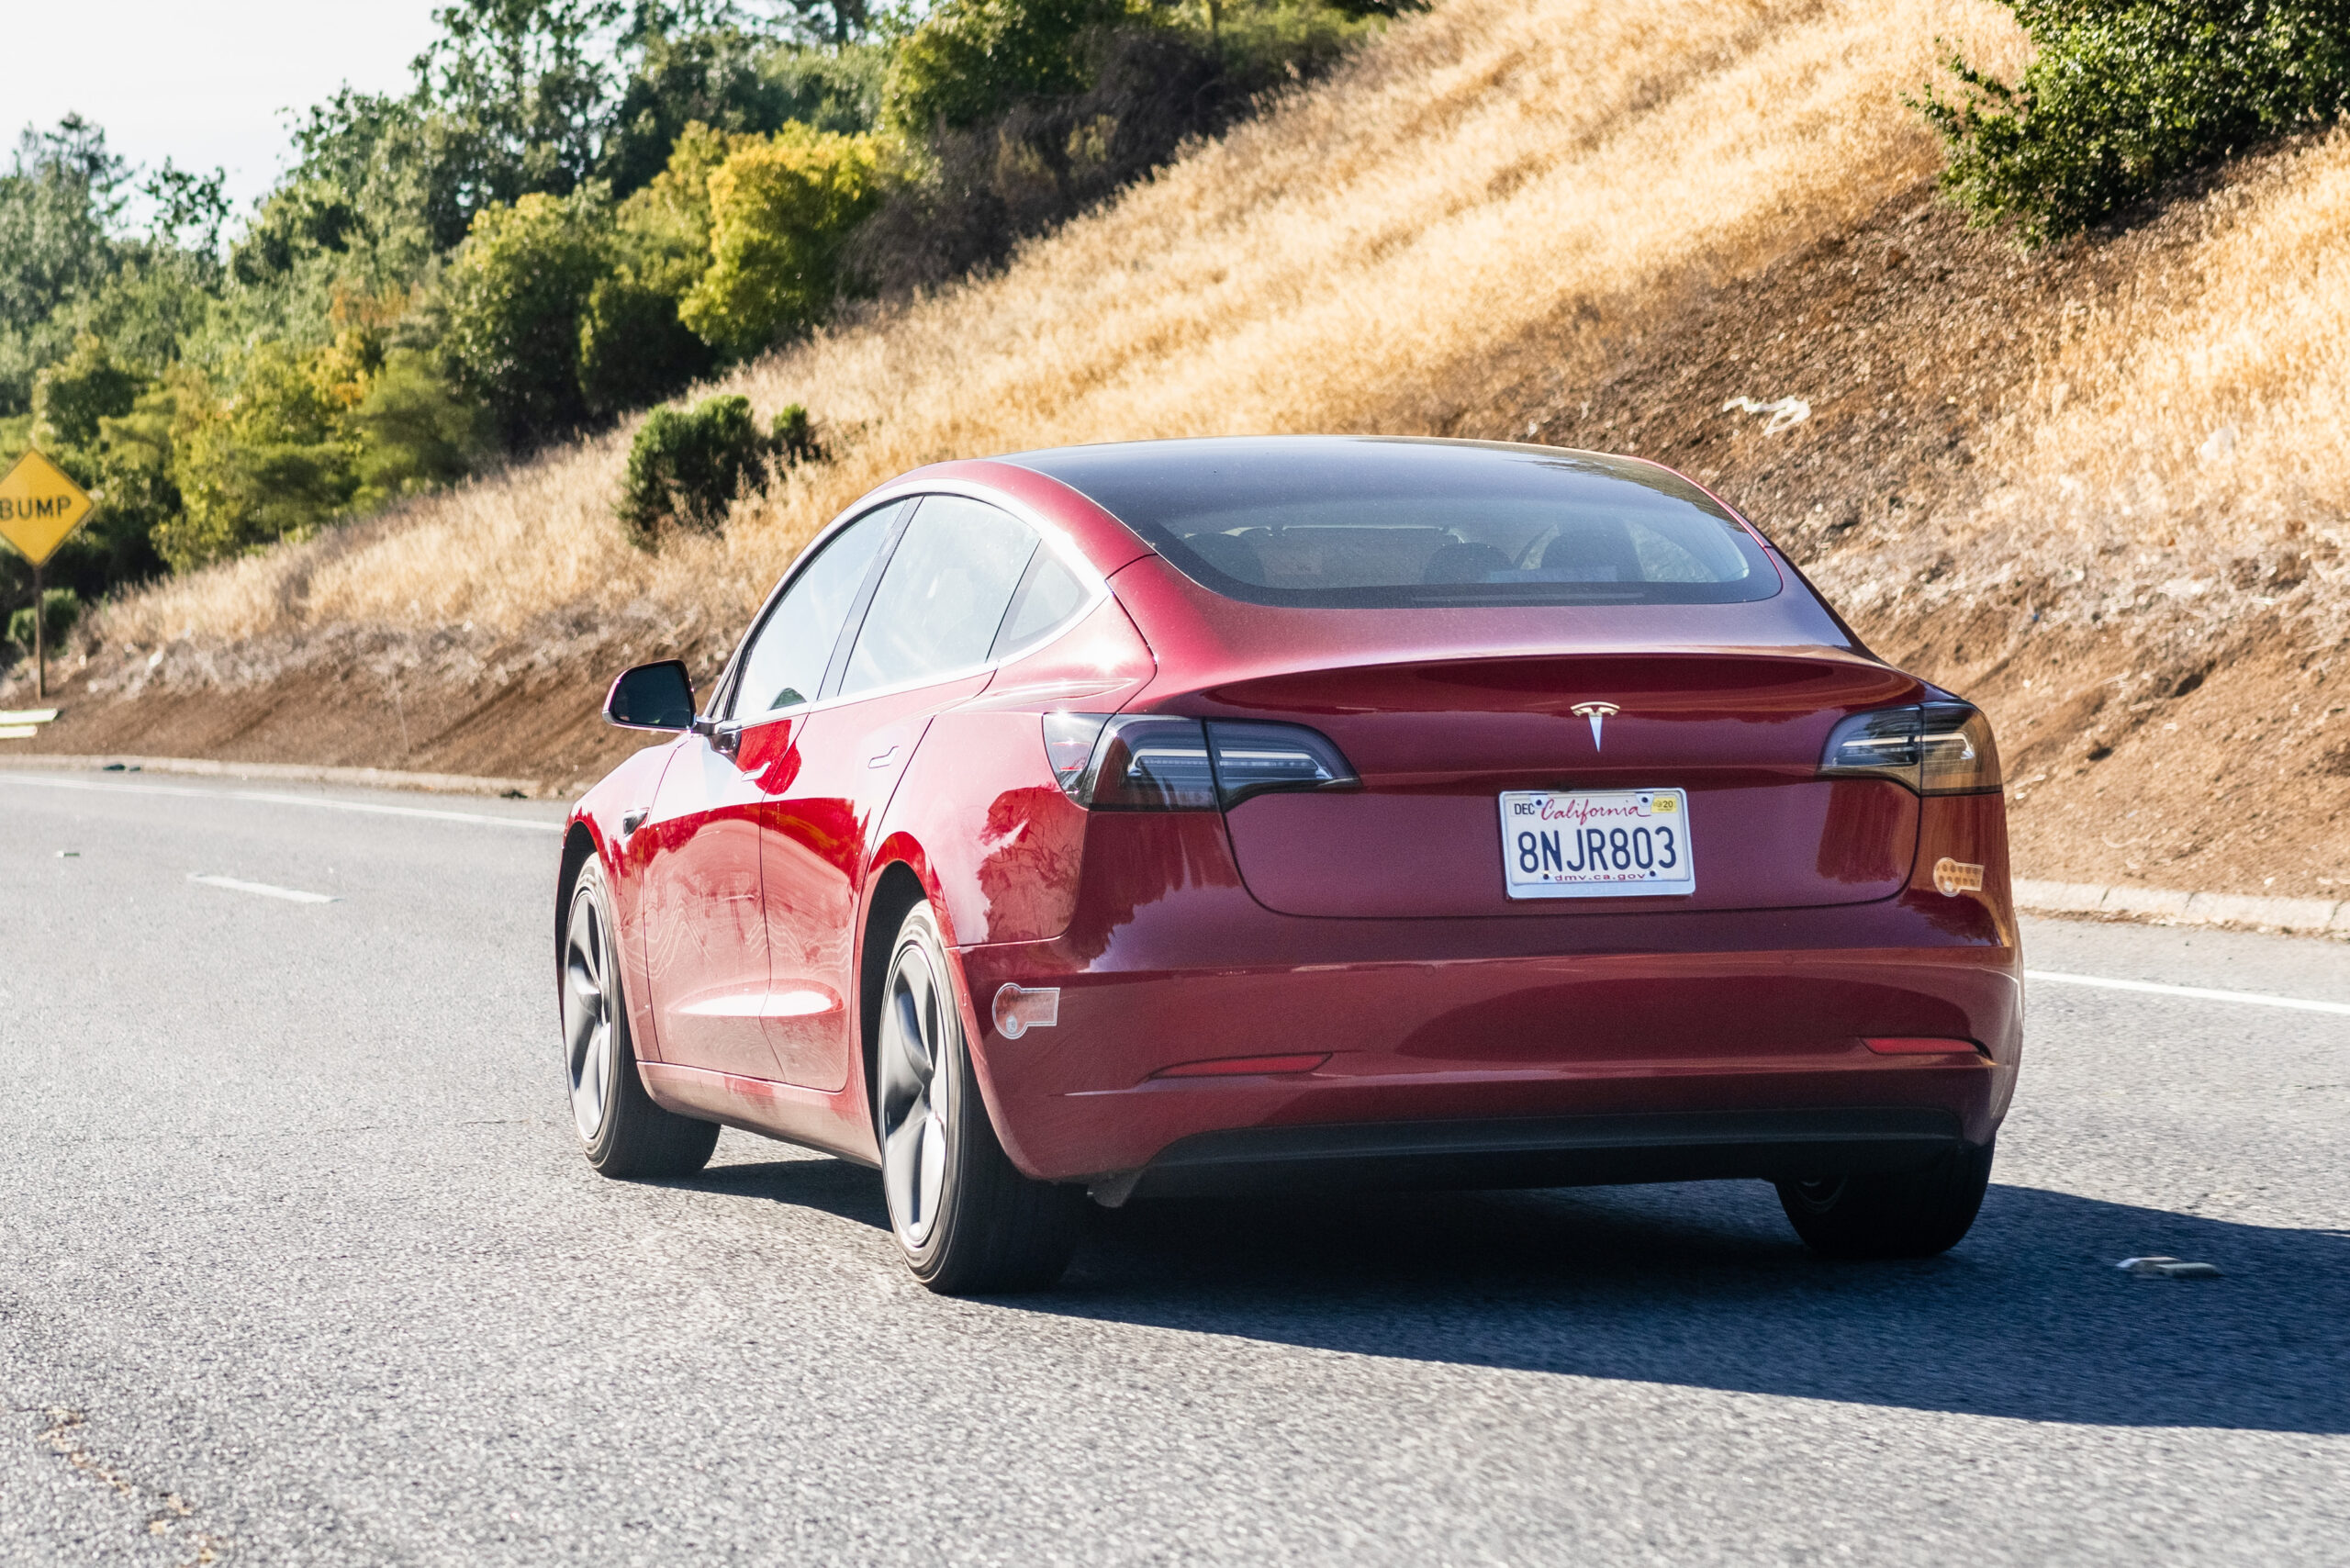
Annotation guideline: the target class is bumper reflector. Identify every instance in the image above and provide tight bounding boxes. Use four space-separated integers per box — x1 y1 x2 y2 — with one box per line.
991 984 1061 1040
1153 1053 1330 1078
1863 1036 1981 1056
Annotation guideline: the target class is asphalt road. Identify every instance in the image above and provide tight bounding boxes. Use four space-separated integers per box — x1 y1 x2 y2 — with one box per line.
2 768 2344 1566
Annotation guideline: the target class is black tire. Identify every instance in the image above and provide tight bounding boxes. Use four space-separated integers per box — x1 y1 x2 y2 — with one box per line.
560 857 720 1179
871 902 1082 1294
1775 1139 1995 1260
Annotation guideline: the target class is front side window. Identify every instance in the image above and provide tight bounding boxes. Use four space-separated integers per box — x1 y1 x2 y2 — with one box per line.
840 496 1037 697
731 501 902 719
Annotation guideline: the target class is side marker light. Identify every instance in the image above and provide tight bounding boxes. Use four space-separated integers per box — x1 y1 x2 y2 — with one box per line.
992 984 1060 1040
1932 857 1986 897
1862 1036 1983 1056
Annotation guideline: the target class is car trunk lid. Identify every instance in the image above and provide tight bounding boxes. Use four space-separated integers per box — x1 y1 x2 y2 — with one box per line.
1203 651 1922 917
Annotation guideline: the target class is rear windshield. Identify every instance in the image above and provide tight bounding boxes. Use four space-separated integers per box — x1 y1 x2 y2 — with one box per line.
1012 439 1780 609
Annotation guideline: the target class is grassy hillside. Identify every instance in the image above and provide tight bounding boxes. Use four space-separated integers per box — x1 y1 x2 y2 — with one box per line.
86 0 2025 644
23 0 2350 897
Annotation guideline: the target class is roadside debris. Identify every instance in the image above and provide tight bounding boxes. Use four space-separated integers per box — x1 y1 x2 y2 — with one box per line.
2117 1255 2223 1278
1722 395 1812 434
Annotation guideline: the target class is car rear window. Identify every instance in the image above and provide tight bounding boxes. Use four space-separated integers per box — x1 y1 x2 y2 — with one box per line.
1012 439 1781 609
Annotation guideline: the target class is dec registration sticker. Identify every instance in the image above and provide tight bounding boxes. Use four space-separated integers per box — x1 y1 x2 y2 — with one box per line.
1498 790 1695 899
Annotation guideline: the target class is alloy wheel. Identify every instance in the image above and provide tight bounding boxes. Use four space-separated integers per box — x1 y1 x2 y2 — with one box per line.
562 882 617 1140
877 935 955 1247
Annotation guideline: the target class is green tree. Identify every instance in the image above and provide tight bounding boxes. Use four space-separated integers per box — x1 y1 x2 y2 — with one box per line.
678 125 895 354
599 21 795 195
0 118 131 412
351 350 494 508
438 186 616 446
578 119 752 410
882 0 1155 136
416 0 630 226
158 346 363 571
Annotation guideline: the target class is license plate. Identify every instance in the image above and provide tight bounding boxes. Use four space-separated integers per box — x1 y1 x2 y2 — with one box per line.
1498 790 1695 899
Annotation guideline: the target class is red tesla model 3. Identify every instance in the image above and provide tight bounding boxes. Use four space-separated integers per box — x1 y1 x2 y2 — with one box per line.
557 437 2019 1293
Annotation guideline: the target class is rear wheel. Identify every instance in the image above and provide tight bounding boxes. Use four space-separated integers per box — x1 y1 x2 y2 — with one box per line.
562 857 719 1178
873 902 1081 1294
1775 1139 1995 1260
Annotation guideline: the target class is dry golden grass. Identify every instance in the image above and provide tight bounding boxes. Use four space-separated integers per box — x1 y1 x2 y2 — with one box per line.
1994 128 2350 555
108 0 2027 647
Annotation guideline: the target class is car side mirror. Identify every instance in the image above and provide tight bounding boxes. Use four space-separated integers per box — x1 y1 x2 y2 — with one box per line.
603 660 697 732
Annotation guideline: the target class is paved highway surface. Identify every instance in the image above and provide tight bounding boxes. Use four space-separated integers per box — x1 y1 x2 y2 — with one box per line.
2 769 2344 1564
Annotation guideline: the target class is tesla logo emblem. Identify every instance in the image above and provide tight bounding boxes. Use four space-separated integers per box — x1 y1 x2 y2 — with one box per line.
1571 701 1620 749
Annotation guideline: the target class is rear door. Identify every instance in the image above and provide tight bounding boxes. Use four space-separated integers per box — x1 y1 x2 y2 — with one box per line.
759 495 1043 1090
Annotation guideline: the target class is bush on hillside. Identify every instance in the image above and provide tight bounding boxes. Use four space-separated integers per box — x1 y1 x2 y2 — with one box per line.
618 394 820 540
7 587 78 653
1919 0 2350 243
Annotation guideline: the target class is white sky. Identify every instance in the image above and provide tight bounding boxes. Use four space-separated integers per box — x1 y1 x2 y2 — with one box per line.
10 2 448 218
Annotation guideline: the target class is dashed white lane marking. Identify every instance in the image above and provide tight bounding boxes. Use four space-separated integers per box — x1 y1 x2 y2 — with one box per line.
2027 969 2350 1017
189 874 339 904
0 772 565 831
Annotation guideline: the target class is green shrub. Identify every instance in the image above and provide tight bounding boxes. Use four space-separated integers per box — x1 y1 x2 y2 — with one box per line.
1919 0 2350 243
616 395 825 540
677 126 898 355
7 587 78 652
620 395 765 538
771 402 822 465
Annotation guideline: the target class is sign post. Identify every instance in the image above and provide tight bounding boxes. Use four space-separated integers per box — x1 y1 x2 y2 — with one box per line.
0 450 97 700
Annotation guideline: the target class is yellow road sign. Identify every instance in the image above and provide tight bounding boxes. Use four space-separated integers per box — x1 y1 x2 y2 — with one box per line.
0 449 95 567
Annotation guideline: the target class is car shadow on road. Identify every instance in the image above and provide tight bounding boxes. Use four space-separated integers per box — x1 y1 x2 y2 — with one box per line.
1034 1180 2350 1435
682 1155 893 1230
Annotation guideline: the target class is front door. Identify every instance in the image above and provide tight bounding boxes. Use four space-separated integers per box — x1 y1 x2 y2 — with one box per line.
637 730 785 1080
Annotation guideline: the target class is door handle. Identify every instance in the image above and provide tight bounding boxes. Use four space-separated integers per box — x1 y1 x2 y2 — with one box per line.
866 745 899 769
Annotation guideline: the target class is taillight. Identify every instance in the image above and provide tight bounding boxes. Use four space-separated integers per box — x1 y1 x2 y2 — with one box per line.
1819 702 2002 794
1203 721 1357 805
1044 713 1359 810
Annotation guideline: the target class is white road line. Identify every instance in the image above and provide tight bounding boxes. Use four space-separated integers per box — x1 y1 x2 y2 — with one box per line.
189 874 339 904
2027 969 2350 1017
0 772 565 831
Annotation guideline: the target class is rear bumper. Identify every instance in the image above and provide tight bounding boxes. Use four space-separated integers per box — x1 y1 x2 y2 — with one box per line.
1102 1106 1970 1204
949 813 2020 1186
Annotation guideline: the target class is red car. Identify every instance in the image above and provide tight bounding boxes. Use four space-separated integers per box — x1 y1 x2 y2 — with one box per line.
558 438 2019 1293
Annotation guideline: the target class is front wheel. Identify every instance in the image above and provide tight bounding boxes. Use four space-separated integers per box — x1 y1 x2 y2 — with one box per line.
873 902 1081 1294
561 857 719 1178
1775 1139 1995 1260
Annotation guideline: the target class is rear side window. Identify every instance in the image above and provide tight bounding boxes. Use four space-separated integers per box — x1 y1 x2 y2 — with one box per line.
731 501 901 718
993 550 1089 655
840 496 1037 695
1015 440 1781 609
